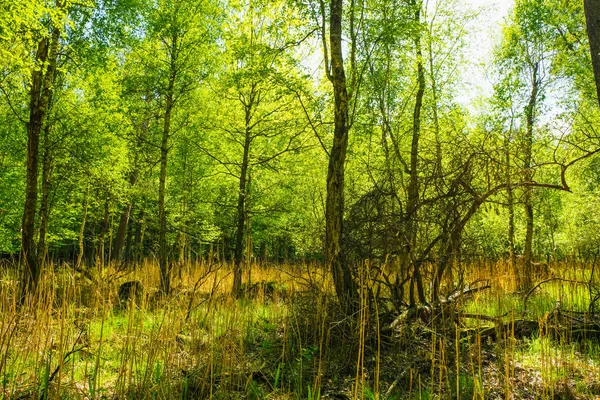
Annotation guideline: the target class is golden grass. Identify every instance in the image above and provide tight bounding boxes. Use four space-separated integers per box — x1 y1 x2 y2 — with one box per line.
0 258 598 399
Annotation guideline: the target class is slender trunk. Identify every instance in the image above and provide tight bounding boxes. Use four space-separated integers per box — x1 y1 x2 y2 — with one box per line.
178 218 185 263
522 63 539 290
159 98 172 295
378 45 404 194
113 110 146 262
245 175 252 286
21 10 61 296
134 209 144 264
377 45 406 300
585 0 600 106
124 205 135 261
428 28 451 302
113 204 131 262
113 169 138 262
406 1 426 306
428 36 443 177
158 32 178 295
76 184 90 269
505 129 517 280
98 199 110 268
508 186 516 267
232 102 253 296
325 0 357 311
37 124 53 269
432 211 461 302
178 150 188 267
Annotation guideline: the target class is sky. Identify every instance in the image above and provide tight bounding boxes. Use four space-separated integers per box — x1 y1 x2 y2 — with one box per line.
300 0 516 110
458 0 514 108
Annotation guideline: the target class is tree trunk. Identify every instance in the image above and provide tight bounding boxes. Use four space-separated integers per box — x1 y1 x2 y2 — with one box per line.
113 111 145 263
113 203 132 263
245 175 252 286
585 0 600 106
21 12 61 296
113 168 138 262
325 0 357 310
98 198 110 268
522 63 539 291
432 211 461 302
178 149 188 268
505 130 517 281
508 185 516 268
158 99 172 294
158 111 171 294
37 124 54 269
134 209 144 264
428 34 443 178
232 97 253 296
158 32 178 295
76 183 90 269
406 1 426 307
124 205 135 262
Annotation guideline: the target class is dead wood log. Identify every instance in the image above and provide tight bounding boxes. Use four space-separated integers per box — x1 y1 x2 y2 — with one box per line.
461 310 600 341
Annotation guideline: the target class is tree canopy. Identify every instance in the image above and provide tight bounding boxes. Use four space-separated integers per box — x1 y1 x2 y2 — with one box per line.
1 0 599 299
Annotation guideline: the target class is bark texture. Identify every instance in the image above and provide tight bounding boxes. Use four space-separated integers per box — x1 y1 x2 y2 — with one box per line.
158 31 178 295
21 8 62 295
406 1 426 307
232 93 253 296
585 0 600 106
325 0 357 309
37 123 54 269
522 63 539 291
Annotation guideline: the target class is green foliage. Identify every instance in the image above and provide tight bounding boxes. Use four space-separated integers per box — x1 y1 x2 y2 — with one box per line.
0 0 598 318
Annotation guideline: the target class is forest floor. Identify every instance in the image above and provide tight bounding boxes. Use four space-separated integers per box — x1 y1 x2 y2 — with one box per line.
1 259 600 399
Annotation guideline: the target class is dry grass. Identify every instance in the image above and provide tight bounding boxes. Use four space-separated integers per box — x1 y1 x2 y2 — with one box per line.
0 259 599 399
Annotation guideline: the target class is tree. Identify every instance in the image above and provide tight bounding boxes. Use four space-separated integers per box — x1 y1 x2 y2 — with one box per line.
20 0 65 296
199 0 309 295
319 0 361 309
495 0 556 289
585 0 600 106
131 0 218 294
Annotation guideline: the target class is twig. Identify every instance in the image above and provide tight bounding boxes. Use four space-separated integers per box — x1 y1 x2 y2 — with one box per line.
185 262 222 322
523 277 587 314
47 330 86 384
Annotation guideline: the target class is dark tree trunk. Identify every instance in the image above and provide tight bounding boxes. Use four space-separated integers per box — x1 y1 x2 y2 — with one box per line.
232 91 254 296
522 63 539 291
37 124 54 269
124 205 135 262
134 209 144 264
428 35 443 177
76 183 90 269
21 14 61 296
585 0 600 106
98 198 110 268
325 0 357 310
113 109 146 263
406 1 426 307
159 95 173 295
158 32 178 295
432 211 461 302
113 204 131 263
505 131 517 280
178 149 189 269
113 168 138 262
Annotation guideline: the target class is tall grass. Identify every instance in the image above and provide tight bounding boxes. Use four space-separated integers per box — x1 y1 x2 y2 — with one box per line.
0 258 599 399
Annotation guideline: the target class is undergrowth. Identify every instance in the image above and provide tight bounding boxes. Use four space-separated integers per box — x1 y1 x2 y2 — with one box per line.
0 259 599 399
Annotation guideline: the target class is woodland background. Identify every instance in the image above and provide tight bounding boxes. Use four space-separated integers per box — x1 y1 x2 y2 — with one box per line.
3 0 600 398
